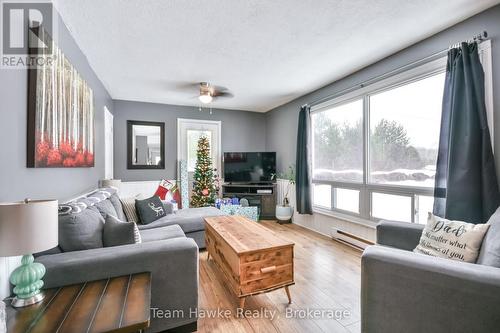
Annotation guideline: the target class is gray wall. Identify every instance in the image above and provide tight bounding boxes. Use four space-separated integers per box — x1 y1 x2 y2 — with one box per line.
266 5 500 175
113 100 267 181
0 11 113 201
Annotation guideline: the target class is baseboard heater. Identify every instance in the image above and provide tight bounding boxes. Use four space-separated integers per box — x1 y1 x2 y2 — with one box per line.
331 228 374 251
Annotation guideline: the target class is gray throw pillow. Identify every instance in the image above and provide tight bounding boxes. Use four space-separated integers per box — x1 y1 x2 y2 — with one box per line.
477 207 500 267
59 208 105 252
136 196 167 224
93 198 118 219
103 215 141 247
109 193 127 221
161 200 174 215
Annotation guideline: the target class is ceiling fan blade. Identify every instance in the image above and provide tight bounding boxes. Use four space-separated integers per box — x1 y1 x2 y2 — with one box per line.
171 81 233 101
213 91 234 98
211 85 228 92
174 82 201 90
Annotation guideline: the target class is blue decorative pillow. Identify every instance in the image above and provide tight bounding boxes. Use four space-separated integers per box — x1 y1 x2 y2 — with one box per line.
135 196 167 224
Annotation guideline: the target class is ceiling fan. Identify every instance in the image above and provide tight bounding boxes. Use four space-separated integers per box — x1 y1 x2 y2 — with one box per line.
196 82 234 104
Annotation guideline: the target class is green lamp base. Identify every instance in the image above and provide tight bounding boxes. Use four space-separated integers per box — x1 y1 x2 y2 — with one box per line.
9 254 46 308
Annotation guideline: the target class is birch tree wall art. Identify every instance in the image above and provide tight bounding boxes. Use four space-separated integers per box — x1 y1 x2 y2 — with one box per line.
27 27 94 168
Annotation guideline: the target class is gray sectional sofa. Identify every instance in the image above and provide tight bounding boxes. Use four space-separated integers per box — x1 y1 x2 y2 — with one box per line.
361 208 500 333
137 204 225 249
35 188 225 332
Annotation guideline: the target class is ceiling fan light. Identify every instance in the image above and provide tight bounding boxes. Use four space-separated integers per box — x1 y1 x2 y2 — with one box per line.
199 93 213 104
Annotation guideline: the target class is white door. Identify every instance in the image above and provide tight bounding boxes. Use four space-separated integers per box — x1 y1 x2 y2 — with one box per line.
177 119 221 195
104 107 114 179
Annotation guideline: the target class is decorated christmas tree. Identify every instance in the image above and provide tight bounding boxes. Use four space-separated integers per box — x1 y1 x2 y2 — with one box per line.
190 136 217 207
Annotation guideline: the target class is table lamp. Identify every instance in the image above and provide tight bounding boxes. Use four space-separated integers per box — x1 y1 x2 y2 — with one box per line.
0 199 58 307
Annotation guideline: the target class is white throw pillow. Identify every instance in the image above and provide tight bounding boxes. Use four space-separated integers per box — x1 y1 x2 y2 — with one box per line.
414 213 490 263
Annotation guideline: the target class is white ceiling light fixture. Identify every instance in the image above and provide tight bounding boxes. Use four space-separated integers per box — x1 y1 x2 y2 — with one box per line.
199 91 213 104
197 82 232 106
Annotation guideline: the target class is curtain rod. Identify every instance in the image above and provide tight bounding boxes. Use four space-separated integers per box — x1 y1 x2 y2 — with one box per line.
303 31 488 109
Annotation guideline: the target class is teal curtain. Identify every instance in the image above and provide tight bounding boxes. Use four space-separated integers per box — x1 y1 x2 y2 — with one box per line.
433 42 500 223
296 106 313 214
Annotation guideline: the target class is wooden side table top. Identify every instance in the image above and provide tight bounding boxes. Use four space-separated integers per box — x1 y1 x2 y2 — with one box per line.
5 272 151 333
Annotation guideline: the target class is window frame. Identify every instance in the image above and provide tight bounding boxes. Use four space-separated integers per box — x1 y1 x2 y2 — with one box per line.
311 41 494 224
311 57 446 223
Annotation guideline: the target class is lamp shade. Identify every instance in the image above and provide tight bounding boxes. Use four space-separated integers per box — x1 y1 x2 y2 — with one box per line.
0 200 58 256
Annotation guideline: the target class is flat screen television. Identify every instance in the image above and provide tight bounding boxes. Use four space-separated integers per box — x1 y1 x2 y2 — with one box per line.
223 152 276 183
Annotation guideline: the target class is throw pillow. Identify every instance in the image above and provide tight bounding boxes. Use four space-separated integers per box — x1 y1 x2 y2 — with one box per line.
136 196 167 224
93 198 119 219
58 207 105 252
109 193 127 221
120 195 143 223
476 207 500 267
97 188 116 198
103 215 141 247
414 213 490 263
77 196 100 207
161 200 174 215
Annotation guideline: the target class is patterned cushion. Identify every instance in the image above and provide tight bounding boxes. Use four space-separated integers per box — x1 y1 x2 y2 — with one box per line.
133 222 142 243
414 213 489 263
76 196 100 207
120 195 142 223
135 196 167 224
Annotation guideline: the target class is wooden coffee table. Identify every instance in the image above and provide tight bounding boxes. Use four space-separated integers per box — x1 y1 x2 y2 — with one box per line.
5 273 151 333
205 215 294 308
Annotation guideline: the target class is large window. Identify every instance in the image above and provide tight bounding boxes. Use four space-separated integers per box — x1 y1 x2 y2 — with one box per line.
369 73 444 187
311 61 446 223
311 42 493 224
312 99 363 183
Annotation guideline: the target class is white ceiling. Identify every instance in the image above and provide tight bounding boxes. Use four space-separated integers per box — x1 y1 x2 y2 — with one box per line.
53 0 500 112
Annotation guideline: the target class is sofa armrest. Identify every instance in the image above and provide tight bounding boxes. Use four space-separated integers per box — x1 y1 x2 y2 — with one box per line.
376 220 424 250
36 238 199 332
361 245 500 333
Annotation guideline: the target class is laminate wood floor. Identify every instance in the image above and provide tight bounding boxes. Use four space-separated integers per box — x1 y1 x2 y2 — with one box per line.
198 221 362 333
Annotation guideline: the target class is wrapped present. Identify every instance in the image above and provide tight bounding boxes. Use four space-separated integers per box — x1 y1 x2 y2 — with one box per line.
220 204 259 221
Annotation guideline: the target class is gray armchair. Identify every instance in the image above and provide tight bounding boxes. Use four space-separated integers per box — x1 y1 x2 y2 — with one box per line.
361 220 500 333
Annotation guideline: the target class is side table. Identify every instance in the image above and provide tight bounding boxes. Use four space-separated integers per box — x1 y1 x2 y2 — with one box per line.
5 272 151 333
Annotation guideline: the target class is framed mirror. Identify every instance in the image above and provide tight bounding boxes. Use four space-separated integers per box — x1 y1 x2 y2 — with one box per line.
127 120 165 169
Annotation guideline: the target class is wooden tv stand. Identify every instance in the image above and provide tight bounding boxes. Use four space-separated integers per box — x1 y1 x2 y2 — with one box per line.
221 183 277 219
